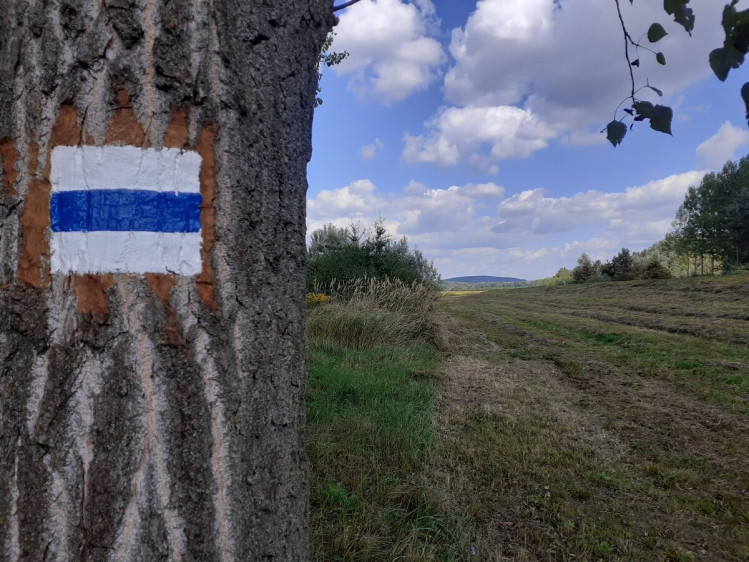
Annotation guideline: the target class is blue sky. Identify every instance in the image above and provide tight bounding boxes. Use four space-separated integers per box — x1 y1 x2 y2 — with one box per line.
308 0 749 280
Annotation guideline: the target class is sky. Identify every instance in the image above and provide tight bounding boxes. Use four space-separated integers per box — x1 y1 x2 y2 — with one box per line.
307 0 749 280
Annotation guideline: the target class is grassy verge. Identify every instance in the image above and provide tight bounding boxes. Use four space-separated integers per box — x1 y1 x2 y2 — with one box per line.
306 279 466 560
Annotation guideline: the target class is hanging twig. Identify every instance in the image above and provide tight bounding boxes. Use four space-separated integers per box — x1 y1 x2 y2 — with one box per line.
614 0 637 100
332 0 362 13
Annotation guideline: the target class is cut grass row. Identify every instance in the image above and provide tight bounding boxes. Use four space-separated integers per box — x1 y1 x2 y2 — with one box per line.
439 275 749 560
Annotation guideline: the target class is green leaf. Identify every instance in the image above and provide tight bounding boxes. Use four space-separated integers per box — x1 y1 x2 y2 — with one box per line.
663 0 695 35
606 120 627 147
656 52 666 65
633 101 655 118
647 23 668 43
633 102 673 135
709 46 745 81
648 105 673 135
741 82 749 125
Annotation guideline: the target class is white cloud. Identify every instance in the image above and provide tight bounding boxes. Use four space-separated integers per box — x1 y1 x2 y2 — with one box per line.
332 0 445 104
400 0 722 168
307 179 380 220
307 171 703 279
360 138 384 160
493 172 703 238
402 105 557 170
696 121 749 169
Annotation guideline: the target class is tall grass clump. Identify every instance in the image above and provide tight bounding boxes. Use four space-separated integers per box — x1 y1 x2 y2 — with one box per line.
307 277 446 350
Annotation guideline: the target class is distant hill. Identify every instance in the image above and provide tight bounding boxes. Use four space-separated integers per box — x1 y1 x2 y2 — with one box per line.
443 275 526 284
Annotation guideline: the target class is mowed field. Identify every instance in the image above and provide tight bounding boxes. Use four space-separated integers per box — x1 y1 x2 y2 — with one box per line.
307 274 748 560
436 275 749 560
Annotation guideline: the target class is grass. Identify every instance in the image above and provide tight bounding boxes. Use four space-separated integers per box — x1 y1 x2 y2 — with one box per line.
306 279 467 560
437 274 749 560
307 274 749 560
308 277 446 350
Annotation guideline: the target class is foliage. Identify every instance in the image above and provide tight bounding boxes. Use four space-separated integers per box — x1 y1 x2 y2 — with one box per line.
608 1 749 146
307 219 440 291
315 32 349 107
671 156 749 272
572 253 601 283
601 247 635 280
636 257 673 279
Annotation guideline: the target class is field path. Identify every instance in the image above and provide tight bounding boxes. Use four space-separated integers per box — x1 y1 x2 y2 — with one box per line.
430 279 749 561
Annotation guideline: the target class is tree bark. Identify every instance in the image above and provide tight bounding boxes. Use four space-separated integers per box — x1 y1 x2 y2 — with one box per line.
0 1 333 560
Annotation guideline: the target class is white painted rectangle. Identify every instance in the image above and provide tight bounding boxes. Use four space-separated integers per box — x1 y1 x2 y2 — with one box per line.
50 231 203 275
50 146 202 193
49 145 205 275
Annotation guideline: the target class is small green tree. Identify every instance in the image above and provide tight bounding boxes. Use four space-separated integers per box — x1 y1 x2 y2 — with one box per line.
602 248 634 280
572 253 597 283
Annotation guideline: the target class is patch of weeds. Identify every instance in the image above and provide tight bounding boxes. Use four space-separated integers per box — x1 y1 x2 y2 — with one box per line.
581 330 626 344
319 482 361 521
595 471 622 490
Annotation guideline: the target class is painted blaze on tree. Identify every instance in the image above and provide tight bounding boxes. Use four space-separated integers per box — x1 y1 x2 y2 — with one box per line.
0 2 334 560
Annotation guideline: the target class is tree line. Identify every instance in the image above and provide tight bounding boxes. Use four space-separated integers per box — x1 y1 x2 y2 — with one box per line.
571 156 749 283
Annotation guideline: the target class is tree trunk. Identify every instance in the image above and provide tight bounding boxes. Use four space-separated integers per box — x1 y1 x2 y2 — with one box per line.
0 2 333 560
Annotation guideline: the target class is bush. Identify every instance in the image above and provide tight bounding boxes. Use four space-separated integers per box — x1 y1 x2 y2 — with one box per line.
307 220 440 291
636 258 672 279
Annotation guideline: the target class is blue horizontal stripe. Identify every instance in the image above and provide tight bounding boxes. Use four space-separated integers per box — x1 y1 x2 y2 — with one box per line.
51 189 202 233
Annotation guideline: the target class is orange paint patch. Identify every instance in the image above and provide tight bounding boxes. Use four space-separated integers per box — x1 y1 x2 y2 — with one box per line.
164 107 189 149
18 107 84 288
145 273 176 304
196 126 218 312
145 273 184 344
15 94 216 320
0 138 19 195
50 105 84 147
74 274 114 316
17 141 50 288
105 89 147 146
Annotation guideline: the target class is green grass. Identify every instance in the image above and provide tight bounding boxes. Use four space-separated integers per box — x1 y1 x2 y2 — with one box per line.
306 279 467 560
307 340 468 560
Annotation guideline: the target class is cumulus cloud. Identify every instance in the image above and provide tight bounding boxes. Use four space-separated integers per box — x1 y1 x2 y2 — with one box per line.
493 172 703 239
332 0 446 104
696 121 749 169
307 171 703 279
360 138 384 160
402 105 557 169
401 0 722 168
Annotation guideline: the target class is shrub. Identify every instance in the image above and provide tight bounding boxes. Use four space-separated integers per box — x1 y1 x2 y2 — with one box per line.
307 219 440 291
636 258 672 279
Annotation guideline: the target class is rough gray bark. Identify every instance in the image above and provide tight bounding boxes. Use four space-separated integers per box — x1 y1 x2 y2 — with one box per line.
0 1 333 560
